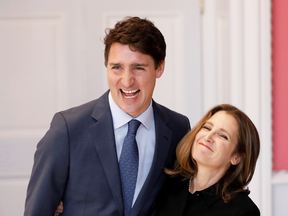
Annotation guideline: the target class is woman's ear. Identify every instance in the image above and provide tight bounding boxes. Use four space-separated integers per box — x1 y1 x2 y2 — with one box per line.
231 154 241 165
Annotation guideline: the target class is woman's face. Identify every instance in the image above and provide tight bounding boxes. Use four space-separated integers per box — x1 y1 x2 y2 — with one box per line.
192 111 240 172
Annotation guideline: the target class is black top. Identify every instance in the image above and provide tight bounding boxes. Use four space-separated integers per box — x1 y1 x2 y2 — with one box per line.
155 177 260 216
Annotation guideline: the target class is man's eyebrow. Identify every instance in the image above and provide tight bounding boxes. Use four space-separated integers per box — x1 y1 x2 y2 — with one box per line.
108 62 122 66
131 63 148 67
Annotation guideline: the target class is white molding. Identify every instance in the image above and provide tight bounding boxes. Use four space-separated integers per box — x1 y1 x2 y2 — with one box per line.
0 15 68 113
0 129 47 138
0 14 64 19
229 0 244 108
0 173 30 179
241 0 262 209
54 15 68 112
272 172 288 185
259 0 272 215
202 0 217 113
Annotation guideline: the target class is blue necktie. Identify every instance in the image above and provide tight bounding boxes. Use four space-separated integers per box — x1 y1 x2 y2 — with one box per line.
119 119 141 216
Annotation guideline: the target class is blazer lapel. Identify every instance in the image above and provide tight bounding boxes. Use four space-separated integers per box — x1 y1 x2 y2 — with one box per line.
89 91 123 216
131 101 173 215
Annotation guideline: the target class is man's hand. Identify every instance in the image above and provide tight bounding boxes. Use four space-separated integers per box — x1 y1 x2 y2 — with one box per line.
54 201 63 216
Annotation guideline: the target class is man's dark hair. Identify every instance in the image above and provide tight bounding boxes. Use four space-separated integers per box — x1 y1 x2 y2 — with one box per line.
104 16 166 69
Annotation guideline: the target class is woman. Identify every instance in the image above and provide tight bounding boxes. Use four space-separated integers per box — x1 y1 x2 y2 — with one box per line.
156 104 260 216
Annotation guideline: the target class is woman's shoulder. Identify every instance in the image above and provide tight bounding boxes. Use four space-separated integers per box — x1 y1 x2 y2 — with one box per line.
228 192 260 216
208 191 260 216
164 176 188 190
155 176 189 216
156 176 189 204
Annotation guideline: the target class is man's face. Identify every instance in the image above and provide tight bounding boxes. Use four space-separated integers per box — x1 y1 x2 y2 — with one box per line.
107 42 165 117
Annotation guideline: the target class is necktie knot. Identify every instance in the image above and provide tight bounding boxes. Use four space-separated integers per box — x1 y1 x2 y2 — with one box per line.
128 119 141 135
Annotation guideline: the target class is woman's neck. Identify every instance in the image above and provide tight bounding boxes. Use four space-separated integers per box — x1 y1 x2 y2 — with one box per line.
189 167 225 194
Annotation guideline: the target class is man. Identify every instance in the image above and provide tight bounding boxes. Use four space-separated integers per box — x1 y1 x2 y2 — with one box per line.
24 16 190 216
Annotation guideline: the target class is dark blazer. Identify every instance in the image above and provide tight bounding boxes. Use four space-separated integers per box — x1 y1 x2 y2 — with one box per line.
156 177 260 216
24 91 190 216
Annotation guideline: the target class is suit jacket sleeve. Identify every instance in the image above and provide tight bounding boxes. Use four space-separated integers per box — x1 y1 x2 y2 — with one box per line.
24 112 69 216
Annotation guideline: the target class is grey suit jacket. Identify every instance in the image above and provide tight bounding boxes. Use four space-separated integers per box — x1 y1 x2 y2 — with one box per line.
24 91 190 216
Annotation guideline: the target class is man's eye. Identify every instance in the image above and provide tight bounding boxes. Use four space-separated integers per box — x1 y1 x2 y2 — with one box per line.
112 66 120 70
135 67 144 70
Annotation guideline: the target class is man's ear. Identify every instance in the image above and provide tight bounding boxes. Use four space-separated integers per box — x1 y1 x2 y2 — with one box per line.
231 154 241 165
156 60 165 78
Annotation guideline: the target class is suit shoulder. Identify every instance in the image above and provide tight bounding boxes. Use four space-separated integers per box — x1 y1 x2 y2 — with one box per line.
60 99 98 116
153 102 189 122
59 92 109 120
154 102 191 133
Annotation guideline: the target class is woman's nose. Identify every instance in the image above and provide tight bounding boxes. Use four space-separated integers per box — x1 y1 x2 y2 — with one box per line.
204 132 214 143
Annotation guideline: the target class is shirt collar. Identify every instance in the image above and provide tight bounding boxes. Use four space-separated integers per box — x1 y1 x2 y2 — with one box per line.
200 183 221 206
108 92 154 130
184 179 221 206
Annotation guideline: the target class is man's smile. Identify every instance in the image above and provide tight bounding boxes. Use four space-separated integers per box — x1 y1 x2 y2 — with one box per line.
121 89 140 99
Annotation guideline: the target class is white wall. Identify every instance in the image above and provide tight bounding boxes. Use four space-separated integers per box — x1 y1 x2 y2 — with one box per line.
1 0 282 216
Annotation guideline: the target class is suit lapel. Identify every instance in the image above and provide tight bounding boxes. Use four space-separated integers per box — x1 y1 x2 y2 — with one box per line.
131 101 173 215
89 91 124 216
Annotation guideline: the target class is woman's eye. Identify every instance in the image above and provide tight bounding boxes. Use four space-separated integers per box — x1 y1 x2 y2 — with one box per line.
220 134 228 140
203 125 210 130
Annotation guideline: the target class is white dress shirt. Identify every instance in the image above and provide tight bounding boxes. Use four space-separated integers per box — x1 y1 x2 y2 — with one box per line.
108 93 156 205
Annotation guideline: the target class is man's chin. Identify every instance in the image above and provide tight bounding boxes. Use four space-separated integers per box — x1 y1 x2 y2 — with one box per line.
121 106 142 118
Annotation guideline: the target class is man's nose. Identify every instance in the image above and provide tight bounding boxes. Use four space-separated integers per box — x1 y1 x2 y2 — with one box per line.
122 70 134 87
